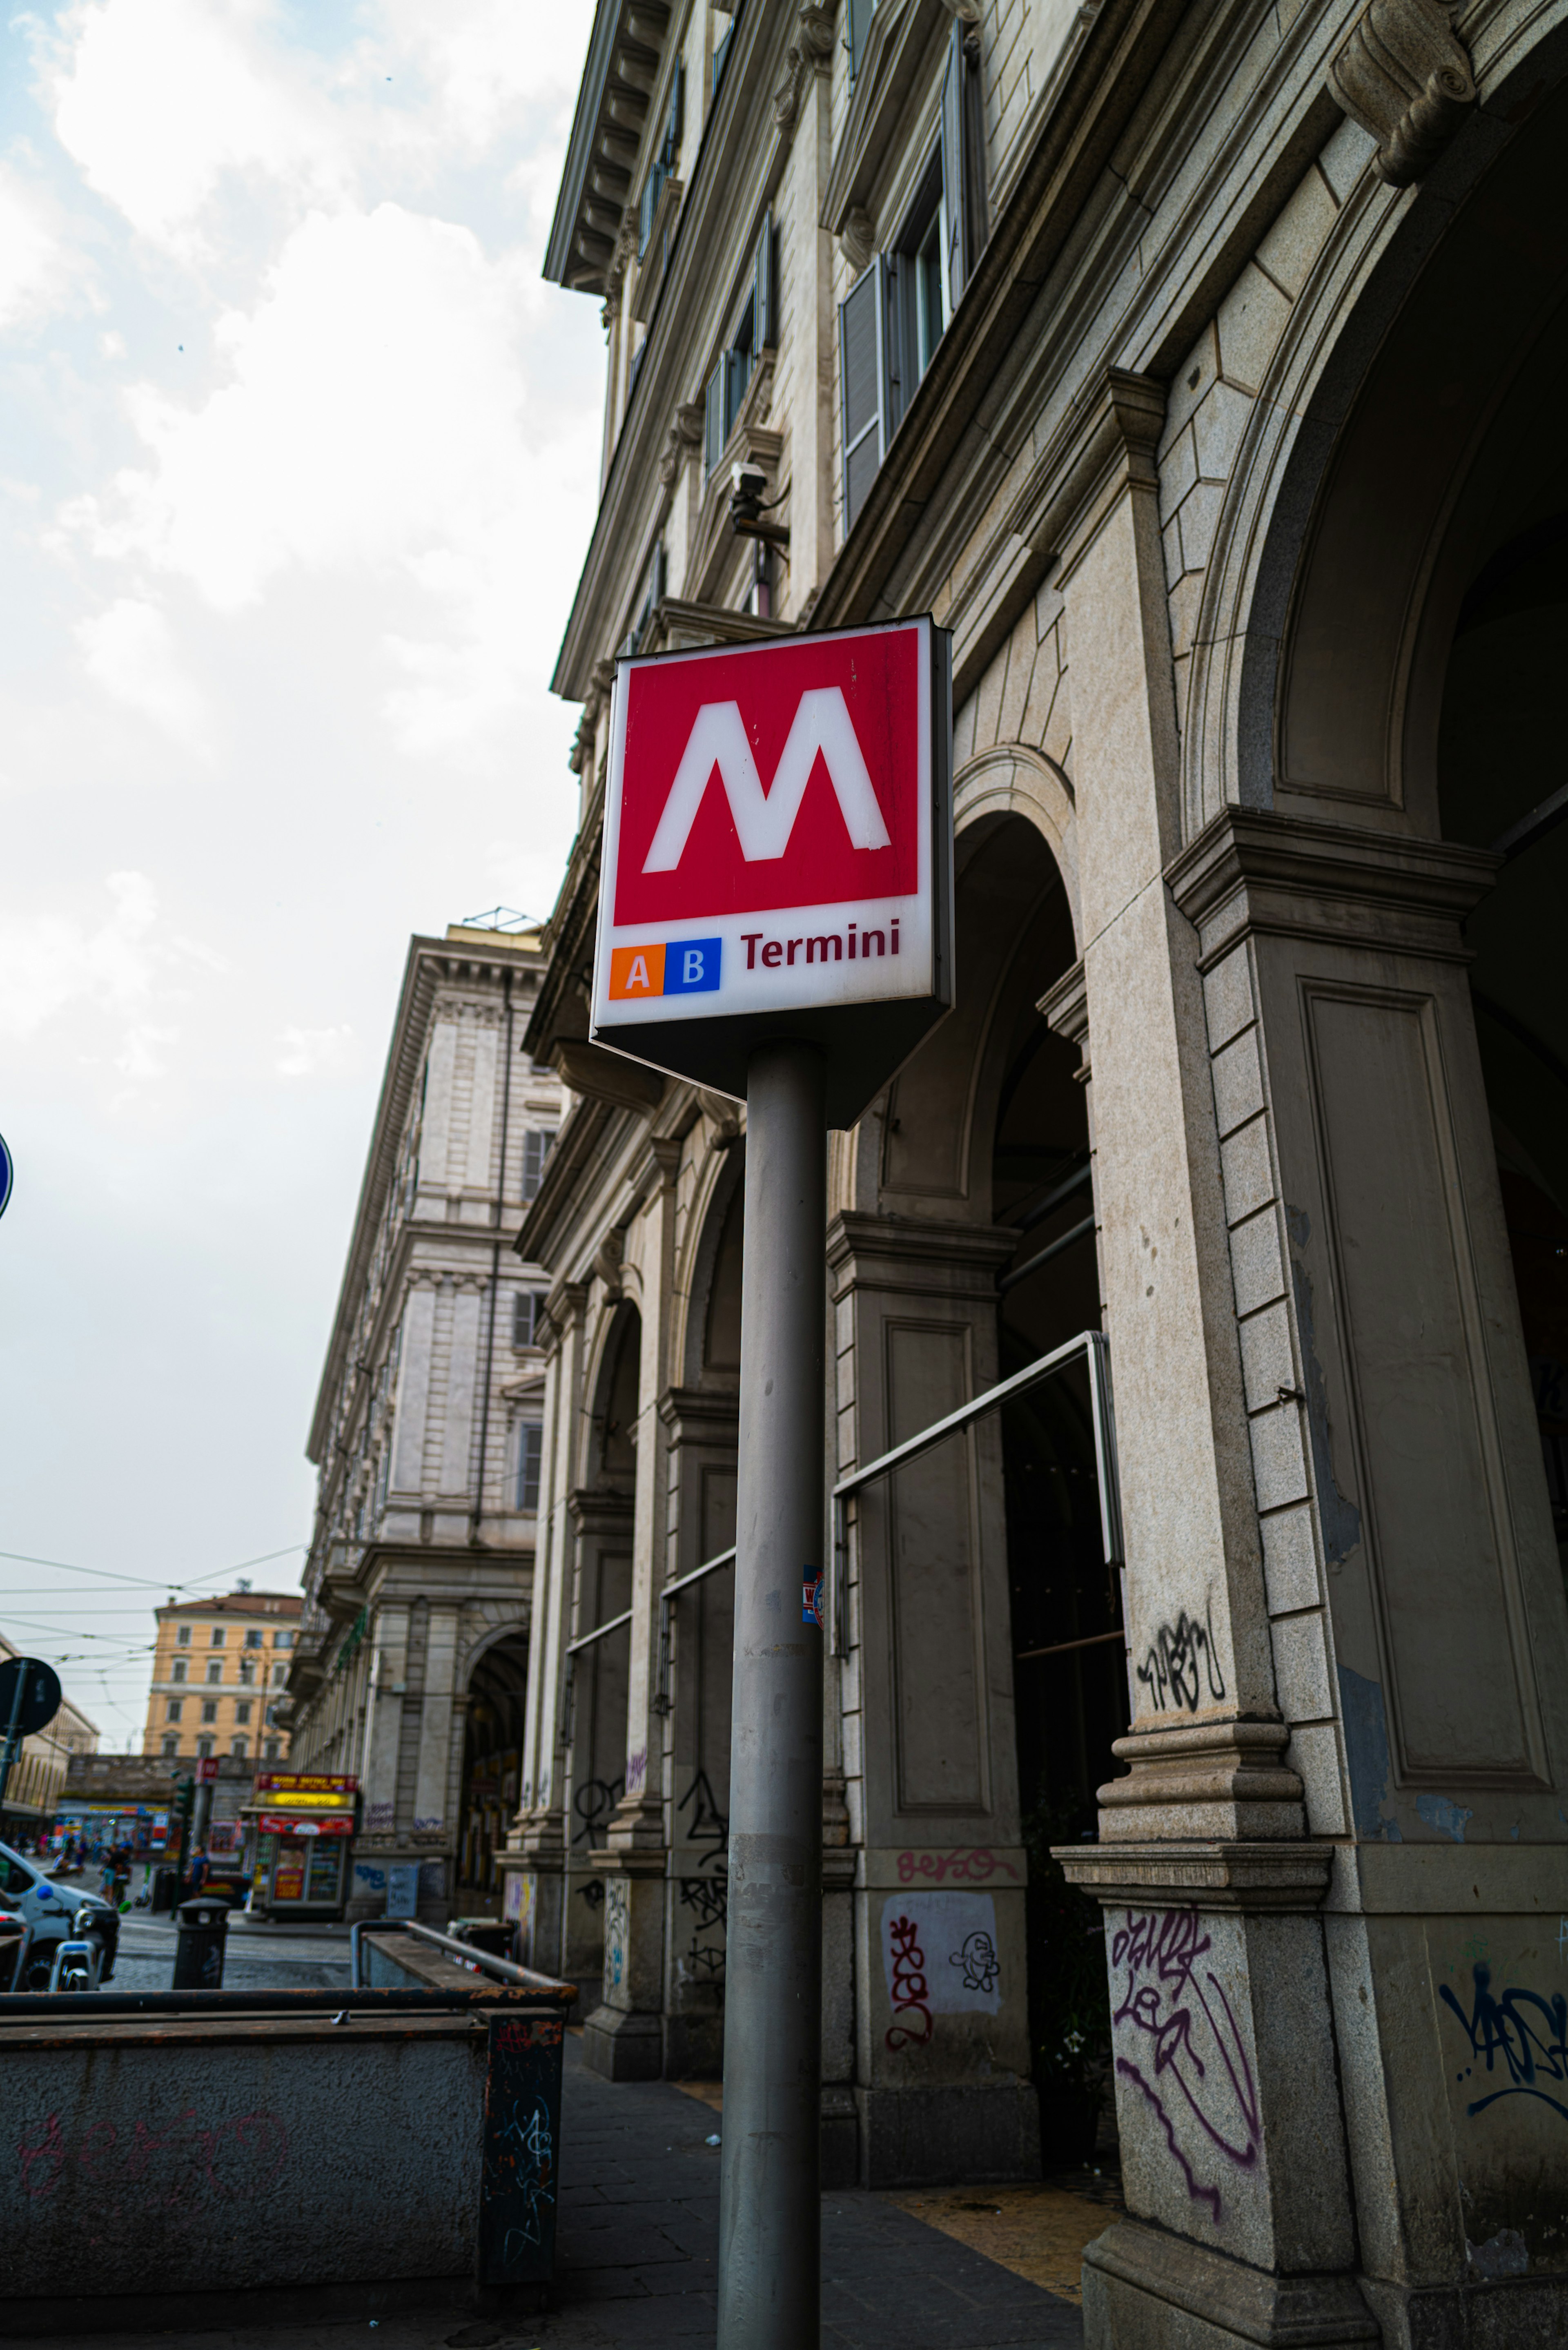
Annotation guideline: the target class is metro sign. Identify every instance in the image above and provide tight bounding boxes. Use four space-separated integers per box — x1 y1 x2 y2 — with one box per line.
591 616 953 1126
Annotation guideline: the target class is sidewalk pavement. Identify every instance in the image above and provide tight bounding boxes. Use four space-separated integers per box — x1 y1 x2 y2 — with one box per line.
20 2037 1096 2350
112 1912 352 1991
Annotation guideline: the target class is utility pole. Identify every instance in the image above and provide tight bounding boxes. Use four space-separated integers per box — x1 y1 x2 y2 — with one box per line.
716 1042 827 2348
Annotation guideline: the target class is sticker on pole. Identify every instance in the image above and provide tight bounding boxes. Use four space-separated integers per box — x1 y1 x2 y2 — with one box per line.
591 616 953 1128
802 1571 824 1628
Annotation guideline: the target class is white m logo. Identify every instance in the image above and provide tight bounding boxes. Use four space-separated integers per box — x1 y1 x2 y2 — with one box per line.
642 689 892 871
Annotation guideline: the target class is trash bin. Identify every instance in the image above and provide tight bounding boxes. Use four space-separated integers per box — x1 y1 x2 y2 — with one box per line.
150 1866 180 1916
172 1895 230 1989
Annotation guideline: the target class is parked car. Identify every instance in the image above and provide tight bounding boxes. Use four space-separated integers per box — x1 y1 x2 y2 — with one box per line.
0 1844 118 1986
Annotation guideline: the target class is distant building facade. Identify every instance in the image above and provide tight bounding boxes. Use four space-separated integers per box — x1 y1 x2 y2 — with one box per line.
503 2 1568 2343
281 921 567 1920
0 1634 98 1833
142 1590 299 1763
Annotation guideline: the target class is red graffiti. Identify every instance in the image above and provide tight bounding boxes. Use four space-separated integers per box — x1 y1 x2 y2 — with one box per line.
16 2107 288 2212
896 1847 1019 1886
19 2112 62 2200
496 2018 563 2053
884 1915 934 2052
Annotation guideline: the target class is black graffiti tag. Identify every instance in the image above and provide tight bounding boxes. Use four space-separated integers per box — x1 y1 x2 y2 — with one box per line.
1137 1603 1226 1712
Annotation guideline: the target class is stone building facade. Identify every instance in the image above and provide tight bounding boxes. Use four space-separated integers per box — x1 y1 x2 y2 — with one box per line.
141 1589 298 1763
506 2 1568 2342
282 921 566 1920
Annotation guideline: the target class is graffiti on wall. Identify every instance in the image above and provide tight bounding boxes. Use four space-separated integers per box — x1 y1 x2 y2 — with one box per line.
880 1891 1003 2051
675 1768 729 1988
1110 1909 1259 2224
20 2109 289 2211
896 1848 1020 1886
1136 1603 1227 1713
604 1874 629 1993
1440 1962 1568 2123
572 1777 623 1846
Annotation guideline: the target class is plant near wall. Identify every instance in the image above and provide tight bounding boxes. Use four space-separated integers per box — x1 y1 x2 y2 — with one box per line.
1021 1783 1112 2163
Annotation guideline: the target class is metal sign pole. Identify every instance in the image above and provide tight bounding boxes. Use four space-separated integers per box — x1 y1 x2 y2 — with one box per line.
0 1667 26 1819
717 1037 826 2350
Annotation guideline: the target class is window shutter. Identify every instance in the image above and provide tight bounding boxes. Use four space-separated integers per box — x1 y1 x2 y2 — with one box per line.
663 60 685 167
848 0 875 81
940 24 967 314
518 1423 544 1514
513 1291 537 1348
753 212 774 355
941 21 986 312
521 1128 555 1200
704 356 725 475
839 258 889 531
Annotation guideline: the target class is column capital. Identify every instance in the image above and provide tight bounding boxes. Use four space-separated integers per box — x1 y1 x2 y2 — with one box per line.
1008 367 1165 589
1098 1716 1306 1844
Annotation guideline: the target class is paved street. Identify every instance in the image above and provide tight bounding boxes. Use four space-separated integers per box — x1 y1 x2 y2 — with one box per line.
109 1910 352 1992
18 2037 1091 2349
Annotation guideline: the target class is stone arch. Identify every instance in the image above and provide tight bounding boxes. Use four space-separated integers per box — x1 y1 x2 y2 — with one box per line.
953 742 1081 951
1180 14 1568 834
674 1140 745 1391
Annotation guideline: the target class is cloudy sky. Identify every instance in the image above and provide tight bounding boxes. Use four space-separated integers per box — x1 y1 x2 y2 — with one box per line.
0 0 604 1746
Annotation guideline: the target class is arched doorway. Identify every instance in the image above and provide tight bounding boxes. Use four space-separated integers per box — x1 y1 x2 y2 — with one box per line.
561 1301 640 1987
663 1159 743 2074
457 1628 529 1913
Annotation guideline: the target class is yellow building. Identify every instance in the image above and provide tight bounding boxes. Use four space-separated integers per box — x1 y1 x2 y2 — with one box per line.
0 1634 98 1831
143 1590 300 1764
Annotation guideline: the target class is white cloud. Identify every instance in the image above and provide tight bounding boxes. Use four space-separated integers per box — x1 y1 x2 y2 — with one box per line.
275 1023 354 1078
67 199 599 749
42 0 347 254
76 597 210 747
0 166 89 329
0 870 158 1041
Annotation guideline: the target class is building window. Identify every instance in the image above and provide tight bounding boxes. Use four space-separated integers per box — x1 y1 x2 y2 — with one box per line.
162 1733 180 1757
210 1626 226 1646
272 1663 287 1686
196 1736 214 1759
206 1661 223 1684
636 62 684 260
704 217 773 478
521 1129 556 1201
177 1625 192 1646
847 0 874 79
238 1663 255 1686
837 27 984 530
201 1700 218 1724
274 1631 294 1650
265 1739 281 1760
171 1660 187 1684
231 1737 249 1758
713 0 739 94
245 1629 263 1648
235 1701 252 1726
517 1421 544 1514
513 1291 542 1348
166 1699 184 1723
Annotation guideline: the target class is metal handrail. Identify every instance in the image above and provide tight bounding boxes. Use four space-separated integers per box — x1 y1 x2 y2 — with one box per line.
566 1606 634 1657
350 1915 575 1999
652 1544 738 1713
829 1327 1124 1656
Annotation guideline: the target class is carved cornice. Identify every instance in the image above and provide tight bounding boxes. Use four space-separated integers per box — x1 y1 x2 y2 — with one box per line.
773 4 835 133
1165 808 1497 971
552 1037 666 1114
1003 367 1164 588
1097 1718 1306 1844
1053 1839 1332 1910
657 398 705 488
1328 0 1475 188
1039 956 1088 1050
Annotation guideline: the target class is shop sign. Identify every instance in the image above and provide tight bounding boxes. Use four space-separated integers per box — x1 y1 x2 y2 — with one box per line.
272 1843 307 1902
255 1813 353 1837
592 616 953 1128
255 1773 357 1805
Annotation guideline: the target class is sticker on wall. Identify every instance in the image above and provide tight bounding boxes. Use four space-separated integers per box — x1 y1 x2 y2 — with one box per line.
802 1570 824 1628
880 1891 1002 2023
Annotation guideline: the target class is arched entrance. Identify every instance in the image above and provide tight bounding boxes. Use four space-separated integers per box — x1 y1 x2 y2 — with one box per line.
457 1628 529 1913
561 1301 640 1989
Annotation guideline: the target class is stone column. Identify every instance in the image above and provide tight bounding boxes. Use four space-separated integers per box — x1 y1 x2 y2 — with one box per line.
585 1137 681 2080
347 1600 409 1920
412 1600 460 1917
829 1211 1036 2188
1044 373 1366 2348
503 1279 588 1973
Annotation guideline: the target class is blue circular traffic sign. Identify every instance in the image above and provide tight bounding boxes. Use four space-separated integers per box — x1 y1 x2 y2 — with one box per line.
0 1133 11 1221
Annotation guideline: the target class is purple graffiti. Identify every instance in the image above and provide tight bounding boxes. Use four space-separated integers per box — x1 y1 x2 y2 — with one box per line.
1440 1963 1568 2123
1110 1909 1259 2224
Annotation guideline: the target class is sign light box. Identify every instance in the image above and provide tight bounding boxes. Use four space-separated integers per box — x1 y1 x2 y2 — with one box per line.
591 616 953 1127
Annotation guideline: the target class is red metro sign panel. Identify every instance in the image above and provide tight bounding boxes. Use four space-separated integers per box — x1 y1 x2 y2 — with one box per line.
592 617 953 1126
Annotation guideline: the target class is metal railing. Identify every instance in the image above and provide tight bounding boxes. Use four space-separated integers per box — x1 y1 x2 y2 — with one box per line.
349 1915 575 1998
561 1328 1125 1709
829 1327 1124 1655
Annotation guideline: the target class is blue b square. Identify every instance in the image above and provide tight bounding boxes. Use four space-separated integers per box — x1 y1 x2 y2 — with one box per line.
664 937 722 995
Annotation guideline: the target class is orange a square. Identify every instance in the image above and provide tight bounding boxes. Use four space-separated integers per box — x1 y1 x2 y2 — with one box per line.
609 943 666 1000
